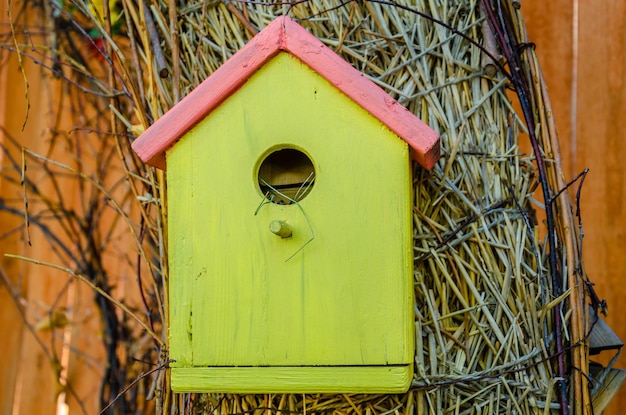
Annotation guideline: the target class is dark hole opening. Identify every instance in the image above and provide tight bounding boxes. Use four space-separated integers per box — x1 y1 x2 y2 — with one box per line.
258 148 315 204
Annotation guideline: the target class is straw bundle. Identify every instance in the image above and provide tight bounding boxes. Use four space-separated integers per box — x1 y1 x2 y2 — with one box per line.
4 0 601 413
143 2 587 413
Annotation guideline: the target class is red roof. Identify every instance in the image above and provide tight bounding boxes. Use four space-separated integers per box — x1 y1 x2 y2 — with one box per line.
131 16 440 170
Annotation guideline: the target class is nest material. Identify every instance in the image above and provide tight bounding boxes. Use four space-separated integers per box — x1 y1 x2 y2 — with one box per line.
84 0 589 413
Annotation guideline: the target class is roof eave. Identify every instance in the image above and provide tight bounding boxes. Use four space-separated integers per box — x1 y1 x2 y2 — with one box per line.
131 18 285 170
132 16 440 171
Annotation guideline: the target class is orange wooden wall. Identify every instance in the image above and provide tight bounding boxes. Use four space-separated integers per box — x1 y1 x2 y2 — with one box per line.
1 8 70 413
1 0 625 414
525 0 626 413
0 3 121 414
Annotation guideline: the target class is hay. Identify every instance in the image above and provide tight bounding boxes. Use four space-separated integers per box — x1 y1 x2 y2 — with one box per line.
10 0 596 413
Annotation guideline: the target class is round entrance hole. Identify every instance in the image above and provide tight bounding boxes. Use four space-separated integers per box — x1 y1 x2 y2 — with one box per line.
257 148 316 205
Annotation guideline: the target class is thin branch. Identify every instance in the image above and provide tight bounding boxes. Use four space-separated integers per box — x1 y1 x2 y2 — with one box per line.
5 254 164 346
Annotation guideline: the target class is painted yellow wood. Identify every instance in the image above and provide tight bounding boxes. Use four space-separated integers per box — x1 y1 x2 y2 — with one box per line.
167 52 414 392
171 366 413 393
167 146 194 367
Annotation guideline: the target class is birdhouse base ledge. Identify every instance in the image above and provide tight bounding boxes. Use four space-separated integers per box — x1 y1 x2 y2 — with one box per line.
171 365 412 393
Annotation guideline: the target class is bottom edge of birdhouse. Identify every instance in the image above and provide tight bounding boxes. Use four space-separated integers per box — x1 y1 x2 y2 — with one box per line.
170 365 413 394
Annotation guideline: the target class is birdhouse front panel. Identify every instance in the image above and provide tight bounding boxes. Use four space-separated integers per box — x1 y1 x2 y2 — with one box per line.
167 52 415 393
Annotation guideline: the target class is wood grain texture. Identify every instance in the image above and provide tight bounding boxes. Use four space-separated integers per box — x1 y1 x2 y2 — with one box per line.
0 18 58 411
575 2 626 413
167 52 414 392
0 3 25 411
522 0 575 177
171 366 412 393
525 1 626 413
0 5 105 413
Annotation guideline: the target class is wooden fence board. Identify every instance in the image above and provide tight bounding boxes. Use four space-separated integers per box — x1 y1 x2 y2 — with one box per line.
526 1 626 414
0 6 46 410
0 65 61 414
523 0 575 177
0 12 25 410
575 1 626 413
0 4 102 413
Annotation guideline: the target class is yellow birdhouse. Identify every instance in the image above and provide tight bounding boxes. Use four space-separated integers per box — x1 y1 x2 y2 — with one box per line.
132 16 440 393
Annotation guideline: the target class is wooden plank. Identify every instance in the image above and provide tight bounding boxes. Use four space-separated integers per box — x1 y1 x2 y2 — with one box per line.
0 5 104 414
574 2 626 414
0 73 62 415
526 1 626 414
64 282 105 414
0 4 57 412
0 2 26 413
171 366 412 394
523 0 575 177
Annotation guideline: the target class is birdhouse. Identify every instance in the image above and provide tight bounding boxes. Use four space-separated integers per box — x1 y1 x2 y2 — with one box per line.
132 16 440 394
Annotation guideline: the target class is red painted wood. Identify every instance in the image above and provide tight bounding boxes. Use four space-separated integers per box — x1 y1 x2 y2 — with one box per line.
132 16 440 170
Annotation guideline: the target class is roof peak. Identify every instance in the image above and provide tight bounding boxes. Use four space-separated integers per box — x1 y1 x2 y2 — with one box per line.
132 15 439 170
